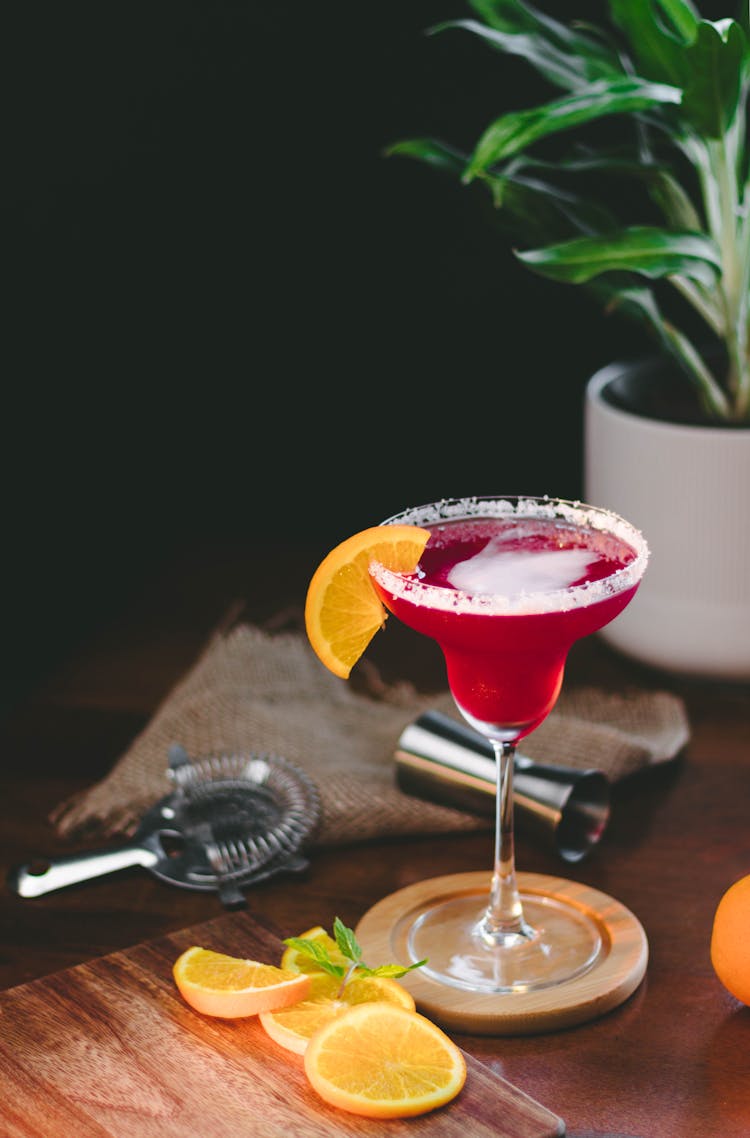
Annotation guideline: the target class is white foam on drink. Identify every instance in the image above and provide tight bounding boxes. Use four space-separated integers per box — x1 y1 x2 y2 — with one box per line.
369 495 650 615
447 542 598 597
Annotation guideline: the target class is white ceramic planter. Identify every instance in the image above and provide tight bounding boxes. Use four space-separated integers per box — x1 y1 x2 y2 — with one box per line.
584 360 750 681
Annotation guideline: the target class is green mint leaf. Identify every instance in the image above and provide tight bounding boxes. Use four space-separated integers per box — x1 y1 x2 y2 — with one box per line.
332 916 363 964
281 936 345 979
285 920 428 986
365 960 429 979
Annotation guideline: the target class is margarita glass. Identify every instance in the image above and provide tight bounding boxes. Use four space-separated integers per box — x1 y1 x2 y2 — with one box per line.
369 495 649 994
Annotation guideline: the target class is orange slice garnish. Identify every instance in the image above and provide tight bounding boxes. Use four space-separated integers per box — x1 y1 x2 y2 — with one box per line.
304 525 430 679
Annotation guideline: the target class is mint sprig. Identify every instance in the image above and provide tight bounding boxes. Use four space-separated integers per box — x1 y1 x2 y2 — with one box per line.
283 916 426 990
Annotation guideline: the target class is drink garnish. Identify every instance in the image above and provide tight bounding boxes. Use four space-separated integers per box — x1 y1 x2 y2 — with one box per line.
304 525 430 678
283 916 426 993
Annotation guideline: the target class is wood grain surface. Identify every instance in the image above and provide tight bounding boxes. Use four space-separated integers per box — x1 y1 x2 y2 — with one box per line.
0 909 564 1138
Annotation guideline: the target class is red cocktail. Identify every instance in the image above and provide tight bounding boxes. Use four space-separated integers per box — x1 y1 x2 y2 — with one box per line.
373 509 640 740
368 496 648 996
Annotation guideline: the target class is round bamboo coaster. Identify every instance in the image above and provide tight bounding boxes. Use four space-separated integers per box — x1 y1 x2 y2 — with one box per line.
355 871 648 1036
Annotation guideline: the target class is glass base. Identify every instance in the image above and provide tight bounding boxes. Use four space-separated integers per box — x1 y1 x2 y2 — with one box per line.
406 890 603 994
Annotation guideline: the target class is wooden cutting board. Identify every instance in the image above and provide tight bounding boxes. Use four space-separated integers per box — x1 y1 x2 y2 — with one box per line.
0 910 564 1138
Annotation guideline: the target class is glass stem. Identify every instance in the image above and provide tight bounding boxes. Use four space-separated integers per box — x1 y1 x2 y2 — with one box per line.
478 740 532 945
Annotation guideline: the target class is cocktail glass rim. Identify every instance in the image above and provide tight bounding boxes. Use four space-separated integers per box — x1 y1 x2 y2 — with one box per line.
370 494 649 616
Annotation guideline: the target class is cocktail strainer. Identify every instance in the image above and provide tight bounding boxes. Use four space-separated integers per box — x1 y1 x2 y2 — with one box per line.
8 745 321 908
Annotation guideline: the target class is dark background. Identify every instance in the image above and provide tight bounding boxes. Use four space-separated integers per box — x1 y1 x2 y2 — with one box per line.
5 2 644 707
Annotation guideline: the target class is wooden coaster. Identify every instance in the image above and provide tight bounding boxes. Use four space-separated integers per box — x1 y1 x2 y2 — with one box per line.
355 871 648 1036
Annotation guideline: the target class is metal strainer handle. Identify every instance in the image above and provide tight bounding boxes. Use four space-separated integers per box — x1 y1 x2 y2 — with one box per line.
8 843 160 898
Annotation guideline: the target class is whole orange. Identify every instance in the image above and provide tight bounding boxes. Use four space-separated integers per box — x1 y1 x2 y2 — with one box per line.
710 874 750 1006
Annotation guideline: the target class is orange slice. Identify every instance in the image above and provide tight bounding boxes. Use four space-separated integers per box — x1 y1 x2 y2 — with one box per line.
304 1002 467 1118
173 946 311 1018
259 971 416 1055
304 525 430 679
280 925 349 974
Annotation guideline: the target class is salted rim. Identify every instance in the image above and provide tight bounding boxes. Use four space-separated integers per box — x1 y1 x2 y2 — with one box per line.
370 496 649 616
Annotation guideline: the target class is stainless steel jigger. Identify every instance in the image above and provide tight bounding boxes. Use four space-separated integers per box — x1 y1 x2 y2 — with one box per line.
395 710 611 862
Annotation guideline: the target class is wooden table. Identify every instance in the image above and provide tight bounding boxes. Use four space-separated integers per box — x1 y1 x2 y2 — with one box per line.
1 538 749 1137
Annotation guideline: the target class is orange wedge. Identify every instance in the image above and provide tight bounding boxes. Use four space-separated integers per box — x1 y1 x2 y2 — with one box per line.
305 525 430 679
280 925 349 975
304 1002 467 1118
259 971 416 1055
173 946 311 1018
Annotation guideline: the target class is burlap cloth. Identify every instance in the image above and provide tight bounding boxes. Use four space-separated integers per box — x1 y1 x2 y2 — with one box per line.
51 623 690 847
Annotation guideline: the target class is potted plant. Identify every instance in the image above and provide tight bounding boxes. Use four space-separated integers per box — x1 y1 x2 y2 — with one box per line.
388 0 750 680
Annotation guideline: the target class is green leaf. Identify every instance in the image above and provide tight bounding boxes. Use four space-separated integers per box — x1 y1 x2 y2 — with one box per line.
605 282 670 330
333 916 363 964
609 0 694 85
738 1 750 39
281 937 344 979
680 20 748 136
648 169 703 230
516 226 722 285
432 19 619 90
466 0 537 32
328 917 428 982
467 0 557 35
591 282 732 418
465 77 682 178
498 148 685 192
361 961 429 980
385 138 468 176
481 152 704 245
499 149 662 177
652 0 701 42
468 0 616 66
483 169 620 243
284 920 428 988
